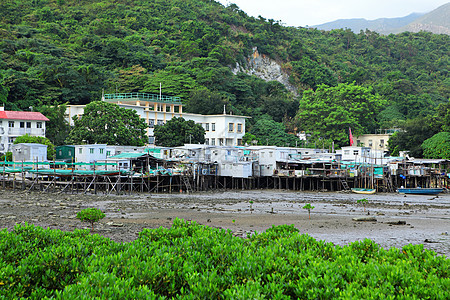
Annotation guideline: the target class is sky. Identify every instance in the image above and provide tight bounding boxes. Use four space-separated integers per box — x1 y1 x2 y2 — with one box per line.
216 0 449 27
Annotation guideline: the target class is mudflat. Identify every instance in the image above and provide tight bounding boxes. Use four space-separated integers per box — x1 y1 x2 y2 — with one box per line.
1 189 449 257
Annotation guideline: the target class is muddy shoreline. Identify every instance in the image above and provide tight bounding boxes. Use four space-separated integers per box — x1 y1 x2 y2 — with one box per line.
1 189 449 257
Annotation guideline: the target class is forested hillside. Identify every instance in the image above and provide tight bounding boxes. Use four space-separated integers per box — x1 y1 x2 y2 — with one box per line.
0 0 448 150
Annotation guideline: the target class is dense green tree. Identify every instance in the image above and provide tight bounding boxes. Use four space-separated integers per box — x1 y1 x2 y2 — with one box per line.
290 57 338 89
296 83 385 147
66 101 148 146
247 116 299 147
242 133 257 146
36 103 70 146
436 101 450 132
421 132 450 159
0 73 8 105
184 89 229 115
388 117 441 157
13 134 55 160
0 152 12 161
154 117 205 147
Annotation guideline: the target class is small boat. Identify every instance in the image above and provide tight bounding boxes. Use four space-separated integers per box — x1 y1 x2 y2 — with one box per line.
397 188 444 195
351 188 376 194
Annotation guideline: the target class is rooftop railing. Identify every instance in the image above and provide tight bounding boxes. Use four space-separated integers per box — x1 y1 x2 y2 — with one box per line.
103 93 182 104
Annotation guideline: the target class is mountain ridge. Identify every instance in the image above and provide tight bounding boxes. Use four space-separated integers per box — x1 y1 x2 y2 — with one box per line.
313 2 450 35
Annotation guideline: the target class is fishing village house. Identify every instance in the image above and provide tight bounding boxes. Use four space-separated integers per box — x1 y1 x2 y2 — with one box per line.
0 107 49 153
55 144 107 169
247 146 331 177
105 145 146 157
209 146 255 178
339 146 386 165
12 143 48 162
65 92 250 147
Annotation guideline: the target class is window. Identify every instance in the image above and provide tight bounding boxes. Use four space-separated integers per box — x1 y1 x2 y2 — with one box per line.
59 150 62 156
205 138 209 145
344 150 350 155
20 122 25 128
8 121 14 128
26 122 31 128
205 123 209 131
157 120 164 125
124 163 128 168
148 119 155 128
100 149 104 154
368 140 373 147
353 150 359 155
89 148 94 154
261 152 265 158
269 151 273 157
106 151 111 156
380 139 385 146
79 148 83 154
237 139 242 146
36 122 42 128
211 138 215 145
211 123 215 131
148 136 155 144
237 123 242 133
228 123 234 132
68 150 72 156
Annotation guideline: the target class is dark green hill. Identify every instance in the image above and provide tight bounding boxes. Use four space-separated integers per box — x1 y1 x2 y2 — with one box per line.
0 0 448 145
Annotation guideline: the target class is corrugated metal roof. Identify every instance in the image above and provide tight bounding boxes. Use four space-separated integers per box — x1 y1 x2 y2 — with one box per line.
0 111 49 121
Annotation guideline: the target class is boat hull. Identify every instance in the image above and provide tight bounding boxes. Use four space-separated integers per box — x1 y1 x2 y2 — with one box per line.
351 188 376 195
397 188 444 195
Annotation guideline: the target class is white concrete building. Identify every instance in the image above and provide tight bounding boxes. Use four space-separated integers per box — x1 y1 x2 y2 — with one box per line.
66 93 249 147
0 107 49 153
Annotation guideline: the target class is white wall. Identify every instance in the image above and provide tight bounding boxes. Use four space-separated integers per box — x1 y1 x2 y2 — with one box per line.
74 144 107 164
0 120 46 152
12 143 48 162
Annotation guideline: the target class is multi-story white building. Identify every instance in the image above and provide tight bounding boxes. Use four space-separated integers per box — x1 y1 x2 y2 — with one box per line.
65 93 249 147
0 107 49 153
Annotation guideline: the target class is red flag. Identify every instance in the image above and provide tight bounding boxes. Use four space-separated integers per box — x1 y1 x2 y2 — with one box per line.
349 128 354 146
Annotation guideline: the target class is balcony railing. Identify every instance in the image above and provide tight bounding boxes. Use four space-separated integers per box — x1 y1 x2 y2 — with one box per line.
7 128 45 136
103 93 182 104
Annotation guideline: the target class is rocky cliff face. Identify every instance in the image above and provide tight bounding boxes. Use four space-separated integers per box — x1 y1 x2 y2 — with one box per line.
231 47 298 95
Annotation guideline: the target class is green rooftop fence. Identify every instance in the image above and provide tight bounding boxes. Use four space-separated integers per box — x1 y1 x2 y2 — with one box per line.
103 93 182 104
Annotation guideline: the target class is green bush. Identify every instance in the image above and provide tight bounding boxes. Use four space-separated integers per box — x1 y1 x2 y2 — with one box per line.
76 208 105 230
0 220 448 299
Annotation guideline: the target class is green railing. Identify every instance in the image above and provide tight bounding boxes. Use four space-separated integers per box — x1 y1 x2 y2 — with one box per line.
103 93 182 104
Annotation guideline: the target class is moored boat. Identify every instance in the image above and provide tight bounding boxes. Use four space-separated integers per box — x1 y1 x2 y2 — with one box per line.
351 188 376 194
397 188 444 195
